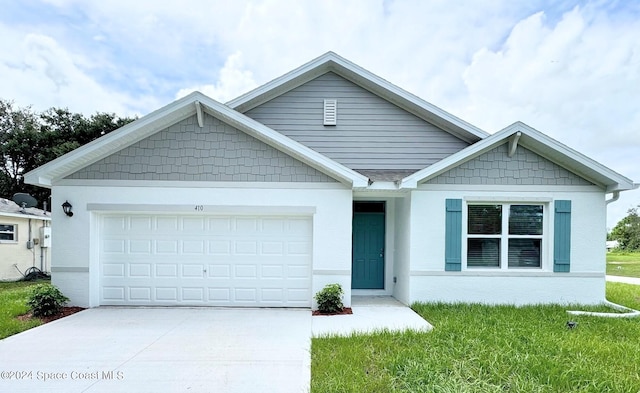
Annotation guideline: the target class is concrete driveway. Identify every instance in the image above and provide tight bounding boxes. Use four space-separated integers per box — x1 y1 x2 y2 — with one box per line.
0 308 311 393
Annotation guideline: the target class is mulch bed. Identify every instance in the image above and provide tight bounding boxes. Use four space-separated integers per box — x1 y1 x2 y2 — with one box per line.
17 307 86 324
312 307 353 316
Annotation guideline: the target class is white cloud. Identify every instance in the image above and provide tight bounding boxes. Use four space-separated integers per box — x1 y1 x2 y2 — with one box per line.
0 25 156 116
175 52 257 102
1 0 638 226
457 6 640 227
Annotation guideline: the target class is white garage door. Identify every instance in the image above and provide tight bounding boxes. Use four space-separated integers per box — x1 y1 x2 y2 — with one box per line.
99 214 312 307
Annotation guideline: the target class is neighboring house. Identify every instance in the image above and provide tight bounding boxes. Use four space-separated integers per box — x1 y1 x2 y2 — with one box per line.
0 198 51 281
24 52 636 308
606 240 620 251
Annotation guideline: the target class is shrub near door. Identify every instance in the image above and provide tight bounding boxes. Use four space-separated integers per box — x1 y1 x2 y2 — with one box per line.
314 284 344 314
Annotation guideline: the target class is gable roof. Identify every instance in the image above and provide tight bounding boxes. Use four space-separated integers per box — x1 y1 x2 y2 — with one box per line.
227 52 489 144
400 121 636 193
24 92 369 188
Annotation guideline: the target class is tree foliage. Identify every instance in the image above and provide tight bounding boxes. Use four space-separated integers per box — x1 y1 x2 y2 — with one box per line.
610 206 640 251
0 99 135 208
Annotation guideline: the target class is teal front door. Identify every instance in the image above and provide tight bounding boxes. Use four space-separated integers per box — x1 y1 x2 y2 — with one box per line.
352 212 385 289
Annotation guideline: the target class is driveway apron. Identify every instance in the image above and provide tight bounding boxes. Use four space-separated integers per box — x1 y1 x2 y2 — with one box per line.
0 308 311 393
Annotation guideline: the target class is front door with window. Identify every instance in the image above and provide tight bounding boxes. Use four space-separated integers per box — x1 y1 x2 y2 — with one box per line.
352 202 385 289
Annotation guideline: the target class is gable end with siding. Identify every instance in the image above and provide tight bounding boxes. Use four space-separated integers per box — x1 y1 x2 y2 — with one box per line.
425 143 595 186
244 72 470 173
66 113 338 183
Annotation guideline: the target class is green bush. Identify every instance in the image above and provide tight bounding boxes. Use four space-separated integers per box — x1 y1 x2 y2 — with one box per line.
27 284 69 317
315 283 344 313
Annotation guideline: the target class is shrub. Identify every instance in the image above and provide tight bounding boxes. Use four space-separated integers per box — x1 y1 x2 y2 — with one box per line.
27 284 69 317
315 283 344 313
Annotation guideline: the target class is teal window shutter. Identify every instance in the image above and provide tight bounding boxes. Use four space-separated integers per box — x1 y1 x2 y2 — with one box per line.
445 199 463 271
554 200 572 272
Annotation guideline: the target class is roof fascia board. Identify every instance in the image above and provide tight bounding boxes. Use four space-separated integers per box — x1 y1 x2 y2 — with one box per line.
0 211 51 220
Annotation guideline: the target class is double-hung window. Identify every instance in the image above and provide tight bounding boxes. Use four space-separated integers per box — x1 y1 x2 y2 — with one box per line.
466 204 544 269
0 224 17 242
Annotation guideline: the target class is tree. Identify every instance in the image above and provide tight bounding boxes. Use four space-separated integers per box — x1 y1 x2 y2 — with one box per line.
0 99 135 209
610 206 640 251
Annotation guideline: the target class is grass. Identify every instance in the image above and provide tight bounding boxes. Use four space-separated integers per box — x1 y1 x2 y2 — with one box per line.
0 280 47 340
311 282 640 392
606 251 640 278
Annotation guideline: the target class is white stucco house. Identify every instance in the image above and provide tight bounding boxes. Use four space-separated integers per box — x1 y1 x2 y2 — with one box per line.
24 52 636 308
0 198 51 281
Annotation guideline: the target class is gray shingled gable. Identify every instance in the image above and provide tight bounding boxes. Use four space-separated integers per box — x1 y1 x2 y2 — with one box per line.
425 143 595 186
66 113 338 183
245 72 470 172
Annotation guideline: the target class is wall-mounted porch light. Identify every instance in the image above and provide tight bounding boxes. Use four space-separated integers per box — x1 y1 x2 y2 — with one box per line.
62 200 73 217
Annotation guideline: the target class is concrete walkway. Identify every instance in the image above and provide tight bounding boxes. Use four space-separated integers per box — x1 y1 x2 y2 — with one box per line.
312 296 433 337
606 275 640 285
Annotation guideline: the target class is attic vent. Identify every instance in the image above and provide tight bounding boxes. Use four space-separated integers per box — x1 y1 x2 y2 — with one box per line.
323 99 337 125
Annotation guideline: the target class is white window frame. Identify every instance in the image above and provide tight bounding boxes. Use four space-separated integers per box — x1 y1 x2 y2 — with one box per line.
0 223 17 243
463 201 548 270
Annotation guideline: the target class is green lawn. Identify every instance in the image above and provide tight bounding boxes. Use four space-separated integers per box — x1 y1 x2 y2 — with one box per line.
607 251 640 278
0 280 47 340
312 283 640 392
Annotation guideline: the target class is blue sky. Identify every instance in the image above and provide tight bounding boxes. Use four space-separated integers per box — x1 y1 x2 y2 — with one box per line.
1 0 638 227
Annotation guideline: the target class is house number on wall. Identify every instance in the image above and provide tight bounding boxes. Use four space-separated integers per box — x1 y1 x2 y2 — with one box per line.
194 205 204 211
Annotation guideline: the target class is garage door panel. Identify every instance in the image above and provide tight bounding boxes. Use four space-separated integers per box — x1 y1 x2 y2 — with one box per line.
156 216 179 231
182 217 206 231
235 218 258 232
103 239 126 254
209 240 231 254
155 287 178 301
103 287 125 301
235 288 257 302
103 216 126 231
262 288 283 302
130 240 152 254
156 240 178 254
182 264 205 277
234 265 257 278
100 214 312 307
129 287 152 301
208 264 231 278
182 287 204 301
156 264 178 277
103 263 125 277
208 288 231 302
129 263 152 277
235 241 258 254
182 240 205 254
130 216 152 231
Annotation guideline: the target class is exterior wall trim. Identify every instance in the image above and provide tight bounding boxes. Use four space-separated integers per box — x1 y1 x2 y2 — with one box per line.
313 270 351 275
419 184 603 192
52 267 90 273
55 179 347 189
87 204 316 215
410 271 603 278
